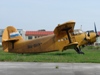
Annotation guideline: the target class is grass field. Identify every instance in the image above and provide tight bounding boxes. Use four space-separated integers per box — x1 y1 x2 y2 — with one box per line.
0 46 100 63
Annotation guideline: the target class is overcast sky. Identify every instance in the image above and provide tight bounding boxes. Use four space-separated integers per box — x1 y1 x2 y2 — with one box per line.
0 0 100 31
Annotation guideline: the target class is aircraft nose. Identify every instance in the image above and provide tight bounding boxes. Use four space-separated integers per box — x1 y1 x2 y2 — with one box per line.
89 33 97 43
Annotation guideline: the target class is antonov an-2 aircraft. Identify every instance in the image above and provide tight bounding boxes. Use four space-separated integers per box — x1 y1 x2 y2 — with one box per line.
2 20 97 54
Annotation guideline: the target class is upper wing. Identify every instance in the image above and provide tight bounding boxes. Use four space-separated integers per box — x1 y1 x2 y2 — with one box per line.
53 20 75 39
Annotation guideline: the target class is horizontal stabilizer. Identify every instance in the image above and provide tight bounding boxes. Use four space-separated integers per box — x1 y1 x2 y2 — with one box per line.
2 38 19 42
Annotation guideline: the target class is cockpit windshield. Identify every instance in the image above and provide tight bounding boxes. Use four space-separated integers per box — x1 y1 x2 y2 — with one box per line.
73 29 83 35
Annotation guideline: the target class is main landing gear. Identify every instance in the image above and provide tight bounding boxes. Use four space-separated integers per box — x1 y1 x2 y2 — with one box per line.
74 47 84 54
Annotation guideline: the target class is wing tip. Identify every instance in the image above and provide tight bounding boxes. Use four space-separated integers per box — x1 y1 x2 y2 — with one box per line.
59 20 75 26
66 20 75 23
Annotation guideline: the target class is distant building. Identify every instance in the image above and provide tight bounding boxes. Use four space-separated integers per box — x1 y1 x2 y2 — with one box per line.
0 29 4 46
94 31 100 46
17 29 26 40
25 30 53 40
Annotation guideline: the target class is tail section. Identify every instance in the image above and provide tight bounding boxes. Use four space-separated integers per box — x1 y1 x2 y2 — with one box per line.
2 26 24 52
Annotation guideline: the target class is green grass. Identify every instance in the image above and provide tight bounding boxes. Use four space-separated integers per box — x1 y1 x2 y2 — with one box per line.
0 46 100 63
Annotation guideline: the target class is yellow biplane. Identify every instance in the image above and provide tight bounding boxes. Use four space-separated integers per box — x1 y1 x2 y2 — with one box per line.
2 21 98 54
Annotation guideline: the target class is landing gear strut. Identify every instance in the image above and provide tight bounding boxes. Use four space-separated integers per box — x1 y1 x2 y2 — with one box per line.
74 47 84 54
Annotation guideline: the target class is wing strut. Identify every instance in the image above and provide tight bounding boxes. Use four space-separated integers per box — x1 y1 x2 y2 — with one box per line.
62 27 84 54
62 27 72 43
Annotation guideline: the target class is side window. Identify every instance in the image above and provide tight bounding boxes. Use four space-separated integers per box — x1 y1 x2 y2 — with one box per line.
58 38 67 42
28 36 32 40
35 36 37 38
58 40 60 42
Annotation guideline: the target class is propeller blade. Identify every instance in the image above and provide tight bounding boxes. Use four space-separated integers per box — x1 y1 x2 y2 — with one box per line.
94 22 97 34
94 22 99 37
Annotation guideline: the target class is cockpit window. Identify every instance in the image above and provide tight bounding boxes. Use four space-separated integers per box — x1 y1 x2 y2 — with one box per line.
79 30 83 33
73 29 83 35
86 30 94 33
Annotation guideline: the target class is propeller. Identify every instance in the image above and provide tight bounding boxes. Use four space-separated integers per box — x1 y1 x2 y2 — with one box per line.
94 22 99 37
85 22 98 40
82 22 99 45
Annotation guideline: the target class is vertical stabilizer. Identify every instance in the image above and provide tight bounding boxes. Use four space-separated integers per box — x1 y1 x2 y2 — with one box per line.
2 26 24 52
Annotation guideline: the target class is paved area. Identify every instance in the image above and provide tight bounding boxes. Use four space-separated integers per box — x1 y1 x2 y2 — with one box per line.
0 62 100 75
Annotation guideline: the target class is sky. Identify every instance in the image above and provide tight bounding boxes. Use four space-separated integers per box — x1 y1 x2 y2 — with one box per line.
0 0 100 31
